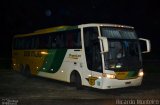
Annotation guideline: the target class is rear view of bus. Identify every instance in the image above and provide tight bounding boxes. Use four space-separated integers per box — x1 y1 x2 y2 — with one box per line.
80 23 151 89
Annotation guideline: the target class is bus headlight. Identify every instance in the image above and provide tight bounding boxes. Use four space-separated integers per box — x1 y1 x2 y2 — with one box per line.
138 69 144 77
103 73 116 79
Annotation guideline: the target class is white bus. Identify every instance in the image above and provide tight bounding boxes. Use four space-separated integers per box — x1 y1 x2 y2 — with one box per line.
12 23 151 89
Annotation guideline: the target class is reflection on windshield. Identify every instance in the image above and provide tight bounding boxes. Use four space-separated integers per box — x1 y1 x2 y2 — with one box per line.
108 40 139 60
105 40 141 70
108 41 123 59
101 27 142 71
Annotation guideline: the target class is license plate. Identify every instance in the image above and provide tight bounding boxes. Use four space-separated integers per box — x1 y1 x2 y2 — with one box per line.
125 81 131 84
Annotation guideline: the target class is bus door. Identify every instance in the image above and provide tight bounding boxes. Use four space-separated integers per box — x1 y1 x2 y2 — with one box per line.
83 27 103 87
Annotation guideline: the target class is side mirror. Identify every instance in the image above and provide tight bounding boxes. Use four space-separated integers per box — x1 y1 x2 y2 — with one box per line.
98 37 109 53
139 38 151 53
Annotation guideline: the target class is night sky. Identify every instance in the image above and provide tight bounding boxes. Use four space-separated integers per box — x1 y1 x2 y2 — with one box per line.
1 0 160 59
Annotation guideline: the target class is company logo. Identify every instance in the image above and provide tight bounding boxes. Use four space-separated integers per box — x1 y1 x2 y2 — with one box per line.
86 76 98 86
68 54 81 59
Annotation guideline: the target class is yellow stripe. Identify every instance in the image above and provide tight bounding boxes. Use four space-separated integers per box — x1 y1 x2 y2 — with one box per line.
115 72 129 80
14 26 77 38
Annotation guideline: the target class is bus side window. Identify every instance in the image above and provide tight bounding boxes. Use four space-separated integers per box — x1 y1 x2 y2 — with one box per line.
25 37 32 49
13 38 18 49
56 34 63 48
50 29 81 49
51 35 57 48
19 38 24 49
66 29 81 49
66 32 73 48
50 32 65 49
38 35 50 49
73 30 81 49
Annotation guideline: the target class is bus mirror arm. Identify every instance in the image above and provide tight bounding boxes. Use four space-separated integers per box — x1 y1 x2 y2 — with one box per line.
139 38 151 53
98 37 109 53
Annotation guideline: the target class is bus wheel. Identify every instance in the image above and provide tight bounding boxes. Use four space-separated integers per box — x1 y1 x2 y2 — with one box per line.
70 71 82 89
75 73 82 90
19 64 25 75
24 65 31 77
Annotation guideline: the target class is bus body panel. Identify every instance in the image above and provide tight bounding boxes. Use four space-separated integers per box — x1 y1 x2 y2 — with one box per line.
101 77 143 89
12 23 150 90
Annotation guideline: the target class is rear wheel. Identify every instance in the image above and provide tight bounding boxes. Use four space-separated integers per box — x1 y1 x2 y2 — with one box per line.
24 65 31 77
19 64 25 75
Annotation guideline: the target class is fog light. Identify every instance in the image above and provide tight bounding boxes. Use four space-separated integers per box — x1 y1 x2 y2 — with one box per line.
103 73 116 79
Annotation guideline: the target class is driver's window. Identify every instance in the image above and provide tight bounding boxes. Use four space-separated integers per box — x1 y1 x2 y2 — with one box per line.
109 41 123 59
83 27 102 72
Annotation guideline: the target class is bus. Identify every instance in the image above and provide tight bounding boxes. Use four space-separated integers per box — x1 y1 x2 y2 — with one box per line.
12 23 151 89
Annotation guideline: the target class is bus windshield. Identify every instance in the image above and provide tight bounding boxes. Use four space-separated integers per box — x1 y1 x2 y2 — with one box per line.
101 27 142 71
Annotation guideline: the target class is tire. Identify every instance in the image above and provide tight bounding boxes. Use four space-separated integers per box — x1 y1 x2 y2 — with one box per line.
24 65 31 77
75 73 82 90
70 72 75 86
19 64 25 75
70 71 82 90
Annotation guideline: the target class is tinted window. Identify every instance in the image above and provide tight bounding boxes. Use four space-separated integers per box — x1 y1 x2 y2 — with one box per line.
83 27 102 72
13 29 81 50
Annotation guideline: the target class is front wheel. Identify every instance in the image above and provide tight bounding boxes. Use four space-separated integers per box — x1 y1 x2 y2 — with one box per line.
75 73 82 89
70 71 82 90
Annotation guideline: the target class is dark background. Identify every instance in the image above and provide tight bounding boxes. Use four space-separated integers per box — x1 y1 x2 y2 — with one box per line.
1 0 160 60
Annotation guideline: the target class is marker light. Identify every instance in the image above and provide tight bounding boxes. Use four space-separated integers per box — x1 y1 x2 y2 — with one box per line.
88 75 91 77
41 51 48 55
98 76 102 79
116 65 121 68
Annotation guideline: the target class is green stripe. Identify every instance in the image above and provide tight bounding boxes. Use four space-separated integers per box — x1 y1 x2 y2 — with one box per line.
39 49 67 73
127 71 138 79
50 49 67 73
